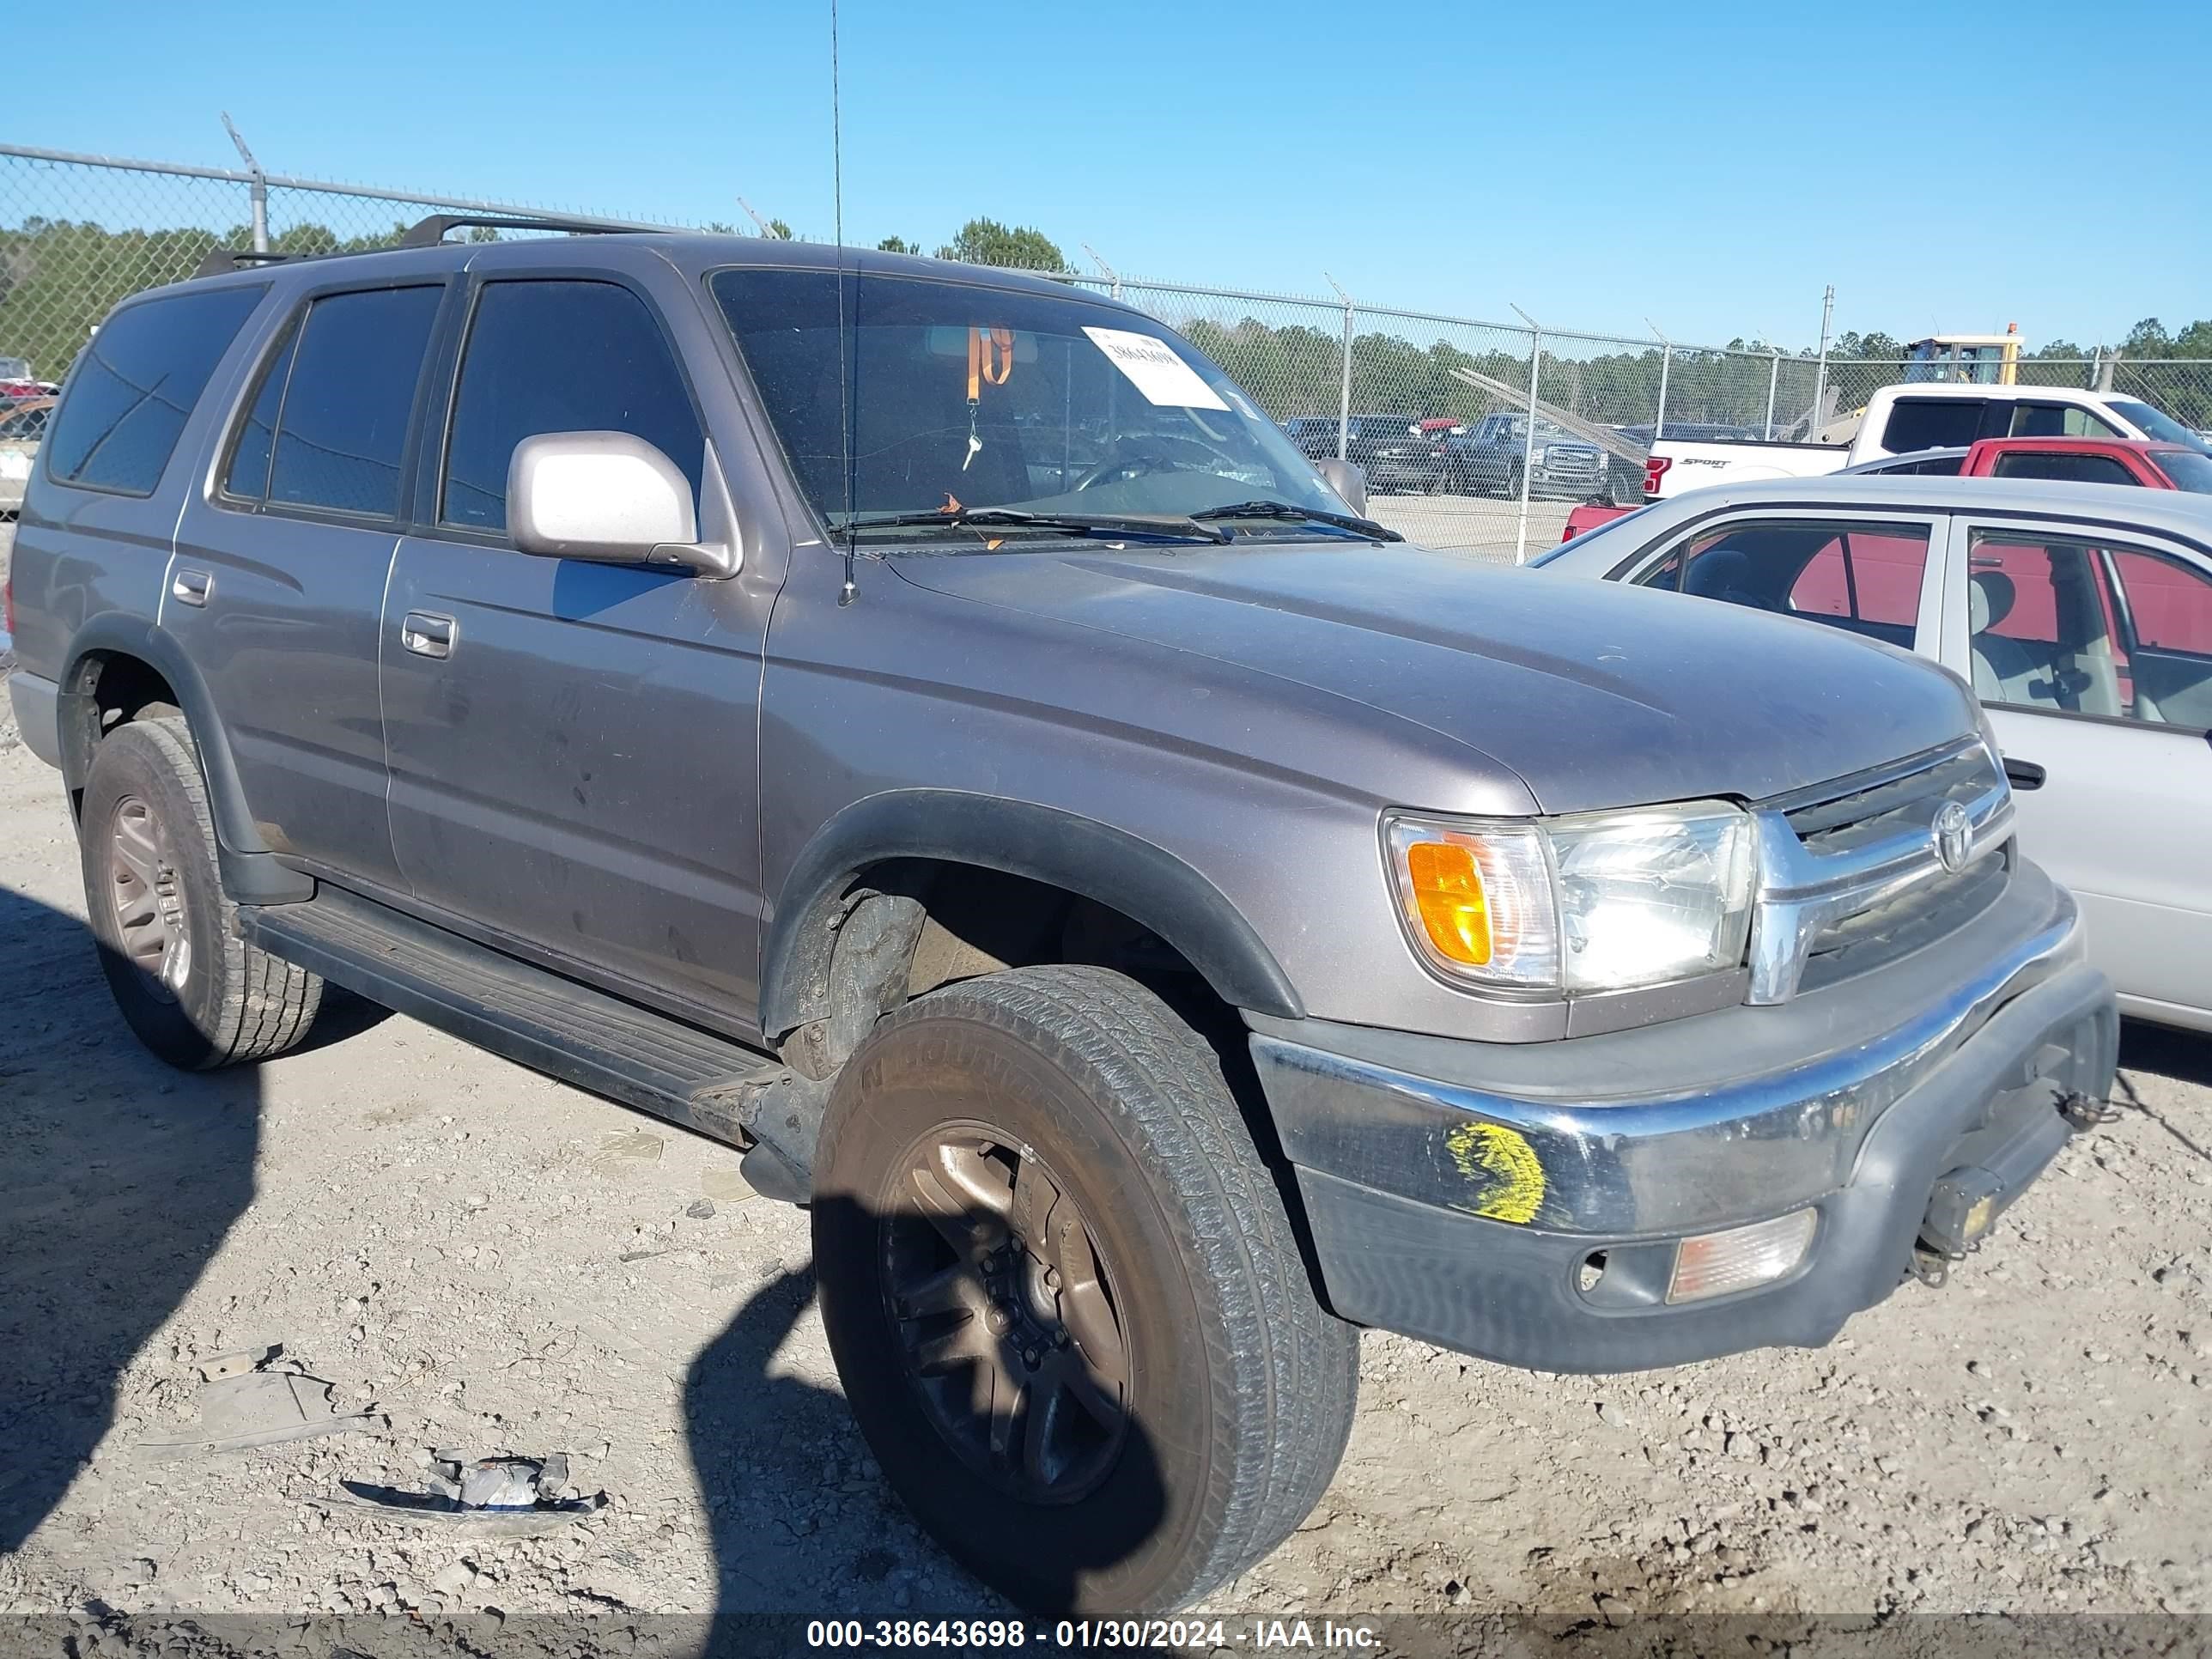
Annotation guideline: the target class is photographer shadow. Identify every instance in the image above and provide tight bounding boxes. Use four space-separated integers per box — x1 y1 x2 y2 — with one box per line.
683 1194 1169 1635
0 884 266 1553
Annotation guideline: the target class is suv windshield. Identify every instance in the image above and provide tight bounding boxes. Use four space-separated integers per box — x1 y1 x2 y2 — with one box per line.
2109 398 2212 456
711 267 1346 539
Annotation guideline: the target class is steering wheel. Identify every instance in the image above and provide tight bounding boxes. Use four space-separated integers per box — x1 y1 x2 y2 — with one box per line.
1072 441 1189 493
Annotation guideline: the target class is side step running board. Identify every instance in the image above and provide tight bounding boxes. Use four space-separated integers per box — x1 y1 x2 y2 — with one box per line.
240 885 821 1193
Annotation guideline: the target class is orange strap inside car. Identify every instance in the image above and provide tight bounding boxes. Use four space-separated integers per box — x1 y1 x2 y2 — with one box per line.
967 326 1015 400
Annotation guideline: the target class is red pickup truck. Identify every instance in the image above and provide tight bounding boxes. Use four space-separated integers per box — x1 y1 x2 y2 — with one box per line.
1555 434 2212 545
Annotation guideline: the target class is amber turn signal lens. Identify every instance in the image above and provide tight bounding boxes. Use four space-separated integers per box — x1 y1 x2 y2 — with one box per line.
1404 840 1492 965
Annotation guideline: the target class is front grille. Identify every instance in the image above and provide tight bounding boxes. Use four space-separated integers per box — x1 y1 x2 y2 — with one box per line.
1748 740 2014 1002
1784 745 1999 854
1798 848 2009 993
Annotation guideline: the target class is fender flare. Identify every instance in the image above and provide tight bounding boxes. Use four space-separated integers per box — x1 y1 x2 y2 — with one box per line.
59 612 313 902
759 789 1304 1037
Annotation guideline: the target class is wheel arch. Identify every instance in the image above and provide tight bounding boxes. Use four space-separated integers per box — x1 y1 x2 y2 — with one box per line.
58 613 313 902
759 790 1304 1041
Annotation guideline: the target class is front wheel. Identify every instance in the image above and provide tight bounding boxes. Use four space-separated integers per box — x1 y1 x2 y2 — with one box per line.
812 965 1358 1614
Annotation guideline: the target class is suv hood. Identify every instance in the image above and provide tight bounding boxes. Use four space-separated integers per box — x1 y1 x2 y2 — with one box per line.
890 542 1975 816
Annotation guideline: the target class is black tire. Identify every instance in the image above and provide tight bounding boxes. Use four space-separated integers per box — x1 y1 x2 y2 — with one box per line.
78 717 324 1069
813 964 1358 1615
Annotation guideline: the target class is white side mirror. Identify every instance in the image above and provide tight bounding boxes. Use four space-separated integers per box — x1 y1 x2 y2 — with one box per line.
507 432 735 576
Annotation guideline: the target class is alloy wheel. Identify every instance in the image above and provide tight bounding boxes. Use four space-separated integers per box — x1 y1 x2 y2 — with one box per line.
880 1124 1131 1504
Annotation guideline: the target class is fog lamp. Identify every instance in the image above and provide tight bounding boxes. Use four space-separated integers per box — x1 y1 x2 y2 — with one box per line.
1667 1208 1817 1304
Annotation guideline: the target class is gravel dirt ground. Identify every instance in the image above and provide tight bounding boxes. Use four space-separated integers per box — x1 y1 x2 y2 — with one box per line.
3 513 2209 1650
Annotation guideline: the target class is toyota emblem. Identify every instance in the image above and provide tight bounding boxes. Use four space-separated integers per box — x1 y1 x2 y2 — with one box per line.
1932 801 1972 874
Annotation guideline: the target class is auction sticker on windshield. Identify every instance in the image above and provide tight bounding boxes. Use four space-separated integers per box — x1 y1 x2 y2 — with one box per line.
1082 326 1229 410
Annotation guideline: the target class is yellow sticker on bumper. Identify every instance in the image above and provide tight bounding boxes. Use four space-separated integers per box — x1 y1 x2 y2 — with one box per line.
1444 1121 1547 1224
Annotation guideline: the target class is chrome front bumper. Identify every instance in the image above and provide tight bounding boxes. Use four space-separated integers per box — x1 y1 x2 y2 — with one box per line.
1249 861 2118 1370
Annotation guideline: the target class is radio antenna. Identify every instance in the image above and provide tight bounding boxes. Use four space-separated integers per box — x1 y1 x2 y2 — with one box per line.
830 0 859 605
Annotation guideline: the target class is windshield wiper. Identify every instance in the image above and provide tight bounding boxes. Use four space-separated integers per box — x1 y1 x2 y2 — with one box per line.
1188 500 1401 540
838 506 1231 544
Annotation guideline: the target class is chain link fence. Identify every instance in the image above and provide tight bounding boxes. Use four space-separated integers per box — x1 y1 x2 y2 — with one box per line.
0 143 692 392
8 142 2212 560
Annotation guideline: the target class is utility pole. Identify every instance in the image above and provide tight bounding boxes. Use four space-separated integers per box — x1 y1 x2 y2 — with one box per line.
735 196 774 237
221 112 267 254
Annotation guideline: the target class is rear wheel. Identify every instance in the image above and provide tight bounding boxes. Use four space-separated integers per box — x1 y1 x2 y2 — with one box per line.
812 964 1358 1614
78 717 323 1068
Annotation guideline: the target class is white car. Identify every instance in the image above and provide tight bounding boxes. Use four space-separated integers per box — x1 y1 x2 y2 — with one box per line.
1540 474 2212 1032
1645 382 2210 500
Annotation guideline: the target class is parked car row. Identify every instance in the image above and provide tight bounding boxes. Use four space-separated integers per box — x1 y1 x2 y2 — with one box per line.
1285 410 1634 501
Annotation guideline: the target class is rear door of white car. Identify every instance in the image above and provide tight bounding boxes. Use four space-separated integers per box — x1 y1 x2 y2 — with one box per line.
1936 513 2212 1028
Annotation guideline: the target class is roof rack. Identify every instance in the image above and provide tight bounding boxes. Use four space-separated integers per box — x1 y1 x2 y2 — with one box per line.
191 246 301 278
394 212 660 248
191 210 665 280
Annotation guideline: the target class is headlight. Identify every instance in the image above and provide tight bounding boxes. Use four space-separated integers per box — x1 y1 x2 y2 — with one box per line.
1384 801 1756 995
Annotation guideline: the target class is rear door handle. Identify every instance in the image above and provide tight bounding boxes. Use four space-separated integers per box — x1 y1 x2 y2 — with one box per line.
2003 757 2046 791
171 568 212 607
399 611 457 659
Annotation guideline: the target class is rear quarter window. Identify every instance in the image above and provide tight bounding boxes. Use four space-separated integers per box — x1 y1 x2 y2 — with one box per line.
45 285 264 495
1880 398 1985 453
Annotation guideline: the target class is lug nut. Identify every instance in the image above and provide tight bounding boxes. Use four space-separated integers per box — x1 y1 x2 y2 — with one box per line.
988 1306 1011 1334
1044 1267 1061 1291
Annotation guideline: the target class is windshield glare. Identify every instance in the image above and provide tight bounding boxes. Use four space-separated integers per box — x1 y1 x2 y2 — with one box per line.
2110 398 2212 455
710 267 1347 538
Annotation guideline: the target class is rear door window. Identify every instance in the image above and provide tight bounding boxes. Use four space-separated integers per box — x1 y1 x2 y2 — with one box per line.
1638 517 1933 646
1881 398 1985 453
45 285 264 495
261 286 443 518
1989 452 2140 486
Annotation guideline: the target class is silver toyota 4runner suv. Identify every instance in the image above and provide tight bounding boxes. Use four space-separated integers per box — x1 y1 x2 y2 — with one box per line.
6 222 2118 1613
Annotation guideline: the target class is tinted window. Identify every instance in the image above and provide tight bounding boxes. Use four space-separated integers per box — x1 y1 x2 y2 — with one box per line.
268 286 441 517
441 280 703 532
222 318 300 500
46 286 262 495
1881 398 1984 453
1990 452 2138 486
1640 518 1930 644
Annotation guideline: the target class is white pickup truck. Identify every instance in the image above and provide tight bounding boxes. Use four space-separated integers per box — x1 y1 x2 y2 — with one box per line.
1644 381 2209 499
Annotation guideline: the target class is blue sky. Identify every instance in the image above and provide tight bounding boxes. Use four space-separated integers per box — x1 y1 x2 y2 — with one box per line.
13 0 2205 350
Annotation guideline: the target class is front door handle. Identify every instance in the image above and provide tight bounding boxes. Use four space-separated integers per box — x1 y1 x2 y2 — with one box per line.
171 568 212 607
2003 757 2046 792
399 611 457 659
